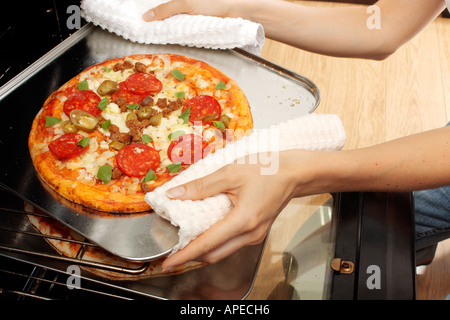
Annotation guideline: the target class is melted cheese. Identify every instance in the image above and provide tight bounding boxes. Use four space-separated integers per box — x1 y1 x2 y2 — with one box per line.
60 55 235 182
102 103 130 134
64 137 115 182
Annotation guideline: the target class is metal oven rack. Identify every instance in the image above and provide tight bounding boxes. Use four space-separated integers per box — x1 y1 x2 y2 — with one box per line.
0 186 156 300
0 184 266 300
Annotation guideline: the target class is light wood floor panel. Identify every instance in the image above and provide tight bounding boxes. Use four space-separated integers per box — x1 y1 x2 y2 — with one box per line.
385 20 447 140
436 17 450 120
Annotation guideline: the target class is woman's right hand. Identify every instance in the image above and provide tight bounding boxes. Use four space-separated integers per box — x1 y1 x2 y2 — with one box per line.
142 0 239 22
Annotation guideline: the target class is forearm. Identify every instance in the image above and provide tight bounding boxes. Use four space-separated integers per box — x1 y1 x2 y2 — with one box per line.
234 0 380 58
145 0 445 59
290 126 450 196
228 0 445 59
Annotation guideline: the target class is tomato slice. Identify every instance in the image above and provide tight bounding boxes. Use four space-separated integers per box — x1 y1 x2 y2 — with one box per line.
48 133 88 159
167 134 208 165
63 90 102 117
183 95 222 124
124 73 162 95
111 82 147 105
116 143 161 177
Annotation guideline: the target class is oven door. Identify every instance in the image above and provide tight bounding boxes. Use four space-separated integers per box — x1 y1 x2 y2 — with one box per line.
331 192 416 299
0 190 416 300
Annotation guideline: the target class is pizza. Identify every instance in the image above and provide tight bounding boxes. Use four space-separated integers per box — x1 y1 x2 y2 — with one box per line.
25 203 204 280
28 54 253 213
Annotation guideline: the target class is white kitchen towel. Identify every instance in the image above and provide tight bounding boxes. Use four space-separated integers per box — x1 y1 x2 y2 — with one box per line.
145 113 346 253
80 0 265 54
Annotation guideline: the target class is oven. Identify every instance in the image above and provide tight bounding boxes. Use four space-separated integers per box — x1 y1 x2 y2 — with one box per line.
0 185 416 300
0 0 416 301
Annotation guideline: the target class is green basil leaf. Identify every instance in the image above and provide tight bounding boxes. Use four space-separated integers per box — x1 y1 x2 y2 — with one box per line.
143 169 157 182
45 116 62 127
77 137 90 148
97 164 112 184
167 162 182 173
171 69 185 81
100 119 111 130
98 97 109 110
178 107 190 124
77 79 89 91
127 104 140 110
168 130 185 141
141 134 153 143
103 67 111 73
212 120 226 129
215 80 226 89
175 91 185 99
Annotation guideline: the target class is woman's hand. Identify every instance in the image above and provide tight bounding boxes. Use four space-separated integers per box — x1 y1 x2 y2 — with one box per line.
142 0 237 22
161 150 311 271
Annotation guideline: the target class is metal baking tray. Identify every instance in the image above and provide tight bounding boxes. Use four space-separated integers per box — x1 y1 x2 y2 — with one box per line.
0 23 320 262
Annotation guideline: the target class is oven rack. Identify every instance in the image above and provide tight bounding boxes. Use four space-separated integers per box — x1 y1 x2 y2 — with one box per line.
0 258 143 300
0 204 151 276
0 182 268 300
0 186 163 299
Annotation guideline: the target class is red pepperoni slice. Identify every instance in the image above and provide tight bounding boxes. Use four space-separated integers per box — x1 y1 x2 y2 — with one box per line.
111 82 147 105
116 144 161 177
48 133 88 159
123 73 162 95
63 90 102 117
183 95 222 124
167 134 208 165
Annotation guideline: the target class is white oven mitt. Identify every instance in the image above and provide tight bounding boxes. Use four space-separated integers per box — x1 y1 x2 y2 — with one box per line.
145 114 346 253
80 0 265 55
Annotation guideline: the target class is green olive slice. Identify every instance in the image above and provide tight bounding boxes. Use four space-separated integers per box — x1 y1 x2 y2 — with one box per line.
109 140 124 151
97 80 119 96
126 112 138 121
60 120 79 133
70 109 99 133
202 114 219 122
149 113 162 126
219 114 231 128
137 106 153 121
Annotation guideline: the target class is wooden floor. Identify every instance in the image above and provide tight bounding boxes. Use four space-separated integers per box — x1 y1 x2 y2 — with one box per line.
259 1 450 300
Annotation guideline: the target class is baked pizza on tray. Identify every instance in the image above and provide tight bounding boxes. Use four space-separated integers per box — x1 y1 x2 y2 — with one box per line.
28 54 253 213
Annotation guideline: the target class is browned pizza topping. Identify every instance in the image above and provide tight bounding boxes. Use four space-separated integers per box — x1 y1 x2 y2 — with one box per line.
140 95 154 107
123 60 134 69
169 98 184 111
108 123 120 134
126 119 151 143
154 98 185 118
134 62 147 73
97 114 106 123
113 63 124 72
112 167 123 180
113 60 134 72
114 132 132 146
113 96 128 110
155 98 168 109
140 181 151 193
108 124 130 146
